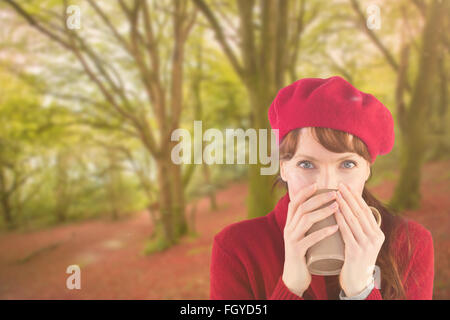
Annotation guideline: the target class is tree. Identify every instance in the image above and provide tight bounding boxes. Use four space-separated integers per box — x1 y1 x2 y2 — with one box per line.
189 24 218 211
4 0 198 249
0 70 63 229
350 0 449 210
193 0 317 218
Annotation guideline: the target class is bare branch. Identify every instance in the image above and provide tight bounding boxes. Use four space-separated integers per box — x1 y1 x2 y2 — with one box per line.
349 0 398 71
275 0 288 87
237 0 257 78
411 0 427 18
7 167 41 197
324 51 354 83
7 0 161 157
182 5 198 41
86 0 132 52
5 0 73 51
193 0 244 78
141 0 162 82
349 0 412 93
396 43 410 132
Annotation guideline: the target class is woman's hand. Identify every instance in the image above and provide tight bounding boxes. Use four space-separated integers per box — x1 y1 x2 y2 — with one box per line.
282 183 340 297
334 182 385 297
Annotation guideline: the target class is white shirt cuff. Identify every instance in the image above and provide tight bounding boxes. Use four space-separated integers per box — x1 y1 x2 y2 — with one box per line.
339 278 375 300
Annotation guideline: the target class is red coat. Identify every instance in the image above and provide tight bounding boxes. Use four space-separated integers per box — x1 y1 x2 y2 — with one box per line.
210 191 434 300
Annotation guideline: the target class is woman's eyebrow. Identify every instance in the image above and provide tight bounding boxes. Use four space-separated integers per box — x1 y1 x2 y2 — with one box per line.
294 154 355 161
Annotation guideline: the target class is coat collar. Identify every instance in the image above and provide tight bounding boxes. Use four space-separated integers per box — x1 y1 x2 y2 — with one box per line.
274 191 290 233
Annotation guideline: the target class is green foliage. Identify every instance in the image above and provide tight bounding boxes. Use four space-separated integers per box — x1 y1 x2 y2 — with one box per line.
1 0 448 235
143 233 174 255
0 67 149 231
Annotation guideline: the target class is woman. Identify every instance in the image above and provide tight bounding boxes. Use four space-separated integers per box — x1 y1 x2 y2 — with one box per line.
209 76 434 300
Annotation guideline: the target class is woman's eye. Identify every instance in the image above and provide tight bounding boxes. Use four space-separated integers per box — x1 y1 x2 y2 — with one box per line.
342 160 356 169
297 160 314 169
296 160 357 169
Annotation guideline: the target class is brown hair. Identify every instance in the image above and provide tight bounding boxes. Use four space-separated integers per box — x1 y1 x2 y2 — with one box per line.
272 127 414 299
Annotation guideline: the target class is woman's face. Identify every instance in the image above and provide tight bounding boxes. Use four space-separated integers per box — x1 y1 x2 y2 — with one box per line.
280 127 371 199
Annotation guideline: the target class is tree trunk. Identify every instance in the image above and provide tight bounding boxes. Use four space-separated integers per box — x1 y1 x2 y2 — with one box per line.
0 168 13 228
202 162 217 211
168 143 188 239
246 81 279 218
425 52 449 161
1 196 13 228
193 0 289 219
55 152 69 222
191 27 218 213
154 156 175 248
389 0 446 211
106 149 121 220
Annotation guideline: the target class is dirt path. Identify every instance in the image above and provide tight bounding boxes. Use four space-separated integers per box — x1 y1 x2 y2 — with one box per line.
0 160 448 299
0 181 248 299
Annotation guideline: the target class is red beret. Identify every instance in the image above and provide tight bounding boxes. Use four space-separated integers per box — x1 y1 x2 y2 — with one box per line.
268 76 394 164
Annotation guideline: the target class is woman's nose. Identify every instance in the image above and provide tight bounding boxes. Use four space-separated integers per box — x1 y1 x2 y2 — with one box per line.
316 171 339 190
